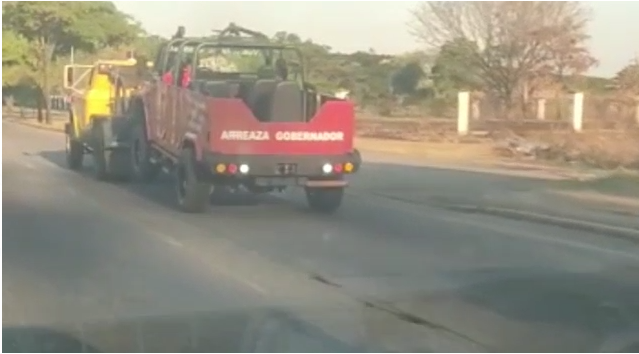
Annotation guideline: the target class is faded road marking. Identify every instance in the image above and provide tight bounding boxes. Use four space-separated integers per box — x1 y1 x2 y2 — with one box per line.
207 262 269 295
144 228 268 295
20 161 36 170
146 229 183 248
162 236 184 248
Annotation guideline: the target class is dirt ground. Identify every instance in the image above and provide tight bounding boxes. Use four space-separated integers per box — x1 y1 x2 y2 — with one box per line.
357 116 639 169
355 137 497 163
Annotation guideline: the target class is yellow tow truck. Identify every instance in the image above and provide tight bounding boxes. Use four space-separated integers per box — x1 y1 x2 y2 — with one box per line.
62 55 151 180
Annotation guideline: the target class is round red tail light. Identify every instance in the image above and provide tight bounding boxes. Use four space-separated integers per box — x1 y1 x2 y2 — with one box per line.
227 164 238 174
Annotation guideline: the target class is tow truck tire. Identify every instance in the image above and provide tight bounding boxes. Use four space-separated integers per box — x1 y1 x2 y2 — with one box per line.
305 187 344 214
175 148 211 213
130 124 160 183
91 122 131 182
65 130 83 170
92 127 109 181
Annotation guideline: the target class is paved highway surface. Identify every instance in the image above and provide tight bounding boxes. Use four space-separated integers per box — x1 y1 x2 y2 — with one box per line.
3 120 639 352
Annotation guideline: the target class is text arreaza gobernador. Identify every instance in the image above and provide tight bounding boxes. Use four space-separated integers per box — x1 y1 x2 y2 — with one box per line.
219 130 345 142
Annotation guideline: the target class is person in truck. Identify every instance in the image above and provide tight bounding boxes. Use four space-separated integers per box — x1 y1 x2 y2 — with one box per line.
161 69 173 85
161 52 177 85
180 58 192 88
161 58 191 88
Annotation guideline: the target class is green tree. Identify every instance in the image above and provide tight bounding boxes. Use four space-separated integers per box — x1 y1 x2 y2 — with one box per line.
2 1 140 123
344 51 396 108
430 38 482 98
391 62 425 97
133 34 167 59
2 30 29 66
2 30 30 86
615 57 639 94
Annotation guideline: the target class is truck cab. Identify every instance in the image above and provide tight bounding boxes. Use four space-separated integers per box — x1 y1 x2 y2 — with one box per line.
64 59 132 136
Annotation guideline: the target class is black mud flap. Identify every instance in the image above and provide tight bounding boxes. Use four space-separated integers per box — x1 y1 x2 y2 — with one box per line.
351 149 362 172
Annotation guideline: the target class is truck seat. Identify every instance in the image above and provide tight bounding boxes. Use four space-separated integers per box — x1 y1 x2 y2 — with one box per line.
270 82 304 122
227 82 241 98
248 79 277 121
202 81 232 98
188 80 207 93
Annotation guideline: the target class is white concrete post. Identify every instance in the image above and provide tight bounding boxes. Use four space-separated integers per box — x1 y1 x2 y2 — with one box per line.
572 92 584 132
635 100 639 126
537 98 546 120
457 91 470 136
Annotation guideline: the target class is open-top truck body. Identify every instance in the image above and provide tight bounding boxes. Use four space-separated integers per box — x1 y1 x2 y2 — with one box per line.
121 24 361 213
62 55 151 180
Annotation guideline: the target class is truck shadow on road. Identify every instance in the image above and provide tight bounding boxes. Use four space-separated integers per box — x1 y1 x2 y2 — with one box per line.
38 150 286 213
37 148 548 214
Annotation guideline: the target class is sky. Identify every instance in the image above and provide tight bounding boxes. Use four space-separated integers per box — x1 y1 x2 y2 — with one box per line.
114 1 639 78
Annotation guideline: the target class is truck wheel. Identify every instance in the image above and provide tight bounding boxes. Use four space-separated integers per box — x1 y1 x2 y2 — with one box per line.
130 124 160 183
65 132 84 170
175 148 211 213
305 187 344 214
92 131 109 181
91 123 131 182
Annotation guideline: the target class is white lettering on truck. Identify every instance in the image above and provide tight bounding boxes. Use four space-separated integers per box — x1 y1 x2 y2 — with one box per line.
275 131 344 141
220 130 270 141
220 130 344 142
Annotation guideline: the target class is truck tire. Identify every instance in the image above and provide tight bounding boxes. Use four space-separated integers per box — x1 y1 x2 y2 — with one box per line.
305 187 344 214
91 121 131 182
65 128 83 170
175 148 211 213
130 123 160 183
92 124 109 180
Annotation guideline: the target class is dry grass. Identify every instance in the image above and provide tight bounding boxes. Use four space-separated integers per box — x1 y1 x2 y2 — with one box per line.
356 117 457 142
355 137 497 163
355 114 639 169
522 129 639 169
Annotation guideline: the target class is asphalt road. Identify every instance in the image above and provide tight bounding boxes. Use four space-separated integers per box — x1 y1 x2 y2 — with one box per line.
3 120 639 352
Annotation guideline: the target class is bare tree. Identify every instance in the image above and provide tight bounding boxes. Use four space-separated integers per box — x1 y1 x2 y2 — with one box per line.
409 1 597 117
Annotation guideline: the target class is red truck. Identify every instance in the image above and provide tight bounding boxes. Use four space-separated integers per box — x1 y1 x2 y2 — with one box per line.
123 24 361 213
